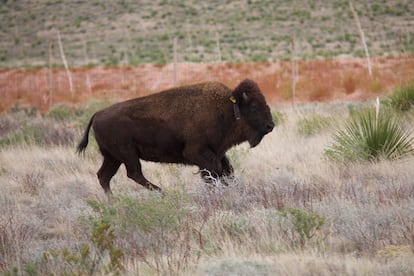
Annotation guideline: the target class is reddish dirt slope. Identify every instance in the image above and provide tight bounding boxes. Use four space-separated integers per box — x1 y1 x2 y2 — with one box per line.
1 56 413 113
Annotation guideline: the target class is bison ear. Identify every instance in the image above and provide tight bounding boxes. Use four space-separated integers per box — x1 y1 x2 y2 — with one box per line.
231 91 250 105
232 79 256 104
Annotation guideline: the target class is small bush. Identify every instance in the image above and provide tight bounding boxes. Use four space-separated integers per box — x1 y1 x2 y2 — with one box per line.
297 114 332 137
85 192 202 275
272 110 286 127
42 220 124 275
46 105 73 121
10 103 37 117
74 99 116 128
221 212 253 241
386 83 414 111
325 107 414 161
279 208 325 248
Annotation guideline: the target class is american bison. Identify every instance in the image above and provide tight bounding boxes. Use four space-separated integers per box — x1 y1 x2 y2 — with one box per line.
77 79 274 193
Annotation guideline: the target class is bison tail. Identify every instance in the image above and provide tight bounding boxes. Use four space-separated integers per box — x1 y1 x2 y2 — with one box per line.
76 115 94 154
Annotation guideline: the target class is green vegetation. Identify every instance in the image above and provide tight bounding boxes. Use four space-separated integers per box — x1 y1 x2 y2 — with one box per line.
386 83 414 111
0 116 75 148
325 107 414 161
280 208 325 248
0 1 413 67
46 105 72 121
42 220 124 275
272 110 286 127
85 192 199 274
0 99 116 148
297 114 332 137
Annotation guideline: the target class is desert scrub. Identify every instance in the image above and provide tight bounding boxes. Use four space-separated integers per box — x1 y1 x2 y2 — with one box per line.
386 83 414 111
279 208 326 248
74 98 117 128
41 219 124 275
325 107 414 161
0 115 75 148
85 191 204 275
297 114 332 137
0 195 38 273
46 105 73 121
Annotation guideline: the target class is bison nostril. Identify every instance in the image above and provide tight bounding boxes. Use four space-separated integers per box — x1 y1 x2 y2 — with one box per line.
265 122 274 133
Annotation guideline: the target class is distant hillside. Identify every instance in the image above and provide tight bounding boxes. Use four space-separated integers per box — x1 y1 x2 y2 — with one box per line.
1 0 413 67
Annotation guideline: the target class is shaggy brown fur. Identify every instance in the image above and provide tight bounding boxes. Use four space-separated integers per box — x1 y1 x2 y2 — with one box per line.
77 79 274 193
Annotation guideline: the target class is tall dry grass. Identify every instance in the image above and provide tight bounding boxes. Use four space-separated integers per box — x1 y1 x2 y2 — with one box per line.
0 102 413 275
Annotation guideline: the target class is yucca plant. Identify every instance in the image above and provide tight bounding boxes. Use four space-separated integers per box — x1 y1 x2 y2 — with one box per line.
387 83 414 111
325 106 414 162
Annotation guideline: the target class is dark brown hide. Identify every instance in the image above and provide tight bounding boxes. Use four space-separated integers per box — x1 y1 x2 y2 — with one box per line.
77 79 274 193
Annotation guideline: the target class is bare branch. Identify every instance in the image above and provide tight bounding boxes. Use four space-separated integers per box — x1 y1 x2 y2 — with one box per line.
349 1 372 77
57 30 74 94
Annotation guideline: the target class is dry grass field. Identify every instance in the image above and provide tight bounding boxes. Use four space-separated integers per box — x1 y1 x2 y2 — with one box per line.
2 1 414 274
1 100 413 275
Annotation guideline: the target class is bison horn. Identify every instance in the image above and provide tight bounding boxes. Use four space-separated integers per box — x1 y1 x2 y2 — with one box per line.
242 92 249 102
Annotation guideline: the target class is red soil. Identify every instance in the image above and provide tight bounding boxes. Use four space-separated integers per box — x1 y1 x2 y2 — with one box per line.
1 56 413 113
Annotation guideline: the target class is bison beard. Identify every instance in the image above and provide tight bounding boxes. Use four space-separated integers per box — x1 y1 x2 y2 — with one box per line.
77 79 274 194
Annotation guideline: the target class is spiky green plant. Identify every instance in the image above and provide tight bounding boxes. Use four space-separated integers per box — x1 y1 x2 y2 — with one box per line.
387 83 414 111
325 107 414 162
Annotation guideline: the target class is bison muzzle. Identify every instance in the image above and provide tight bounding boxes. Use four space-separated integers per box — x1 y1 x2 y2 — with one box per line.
77 79 274 193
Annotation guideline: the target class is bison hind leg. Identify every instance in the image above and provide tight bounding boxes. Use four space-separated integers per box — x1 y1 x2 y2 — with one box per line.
125 159 161 192
97 155 121 194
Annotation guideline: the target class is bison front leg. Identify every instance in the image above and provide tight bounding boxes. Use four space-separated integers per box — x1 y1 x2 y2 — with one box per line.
199 156 233 186
183 145 223 183
211 156 234 186
220 155 234 177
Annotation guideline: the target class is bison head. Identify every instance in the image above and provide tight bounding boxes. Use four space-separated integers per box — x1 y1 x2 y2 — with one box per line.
232 79 274 147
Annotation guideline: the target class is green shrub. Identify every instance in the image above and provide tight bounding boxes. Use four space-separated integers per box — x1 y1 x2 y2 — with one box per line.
280 208 325 248
10 103 37 117
221 213 252 240
42 219 124 275
297 114 332 137
46 105 72 121
272 110 286 127
386 83 414 111
325 107 414 161
74 98 116 127
85 192 202 274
